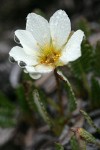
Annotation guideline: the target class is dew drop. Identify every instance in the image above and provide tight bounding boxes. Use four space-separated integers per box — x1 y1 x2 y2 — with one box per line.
19 61 26 67
9 56 16 63
14 35 20 44
24 69 28 73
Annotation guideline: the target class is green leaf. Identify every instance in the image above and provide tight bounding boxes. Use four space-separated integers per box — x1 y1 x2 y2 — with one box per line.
34 9 46 18
38 90 48 107
0 91 15 109
33 90 63 135
70 135 79 150
80 110 100 133
0 91 16 127
77 18 91 38
55 143 64 150
70 40 93 79
47 98 61 112
78 128 96 144
78 139 86 150
71 127 100 149
57 70 77 112
33 89 54 128
91 77 100 108
93 41 100 76
16 85 31 113
0 116 16 128
0 108 15 117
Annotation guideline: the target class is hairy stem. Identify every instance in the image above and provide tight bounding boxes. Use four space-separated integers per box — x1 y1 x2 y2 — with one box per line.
54 69 63 115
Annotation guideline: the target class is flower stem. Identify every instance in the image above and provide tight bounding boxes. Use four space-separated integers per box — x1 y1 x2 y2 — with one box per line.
54 69 63 115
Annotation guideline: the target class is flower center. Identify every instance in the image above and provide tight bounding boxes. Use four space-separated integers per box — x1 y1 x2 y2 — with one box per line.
38 45 62 67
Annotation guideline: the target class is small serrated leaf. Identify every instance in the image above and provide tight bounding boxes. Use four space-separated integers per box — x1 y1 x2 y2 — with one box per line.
78 128 96 144
70 135 79 150
57 70 77 112
80 110 100 133
33 89 54 128
71 128 98 149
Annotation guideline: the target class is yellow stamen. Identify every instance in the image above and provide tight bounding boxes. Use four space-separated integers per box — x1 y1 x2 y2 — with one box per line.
38 44 62 67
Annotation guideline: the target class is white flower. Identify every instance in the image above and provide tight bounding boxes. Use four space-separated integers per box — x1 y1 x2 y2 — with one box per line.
9 10 84 79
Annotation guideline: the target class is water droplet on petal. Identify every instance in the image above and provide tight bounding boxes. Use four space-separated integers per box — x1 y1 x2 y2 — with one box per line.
14 35 20 44
19 61 26 67
9 56 16 63
24 69 28 73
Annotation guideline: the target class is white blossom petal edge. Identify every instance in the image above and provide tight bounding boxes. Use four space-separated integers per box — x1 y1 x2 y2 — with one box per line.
9 10 84 79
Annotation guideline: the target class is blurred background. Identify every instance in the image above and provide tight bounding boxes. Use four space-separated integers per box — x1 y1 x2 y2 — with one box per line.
0 0 100 150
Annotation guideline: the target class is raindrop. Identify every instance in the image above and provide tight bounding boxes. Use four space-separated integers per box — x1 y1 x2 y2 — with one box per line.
9 56 16 63
24 69 28 73
14 34 20 44
19 61 26 67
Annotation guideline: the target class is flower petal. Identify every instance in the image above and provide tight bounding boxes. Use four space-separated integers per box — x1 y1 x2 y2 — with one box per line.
60 30 84 64
26 13 51 47
50 10 71 49
35 65 53 73
25 66 36 73
29 73 41 79
9 46 37 66
15 30 39 55
25 66 41 79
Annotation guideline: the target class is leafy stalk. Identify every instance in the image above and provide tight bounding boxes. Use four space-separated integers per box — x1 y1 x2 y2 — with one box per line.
33 89 54 128
54 69 63 115
70 135 80 150
57 70 77 112
80 110 100 133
